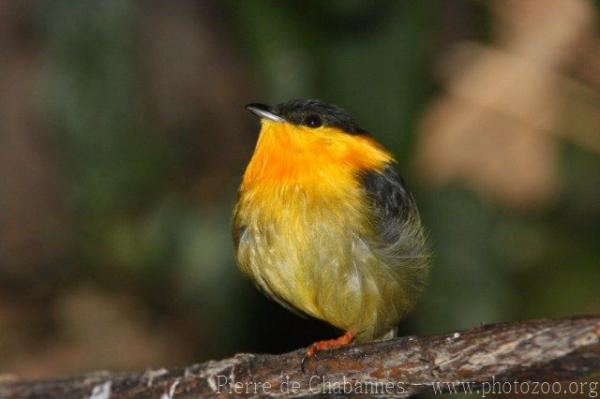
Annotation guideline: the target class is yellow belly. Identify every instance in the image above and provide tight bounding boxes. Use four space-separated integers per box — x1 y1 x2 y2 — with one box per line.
233 185 415 341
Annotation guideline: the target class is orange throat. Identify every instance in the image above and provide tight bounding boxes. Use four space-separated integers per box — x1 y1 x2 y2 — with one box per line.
242 120 393 190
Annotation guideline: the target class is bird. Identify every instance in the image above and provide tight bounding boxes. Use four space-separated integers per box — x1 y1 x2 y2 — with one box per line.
232 99 429 365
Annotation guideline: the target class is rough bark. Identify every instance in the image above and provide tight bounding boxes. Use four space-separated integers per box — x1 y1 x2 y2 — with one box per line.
1 316 599 398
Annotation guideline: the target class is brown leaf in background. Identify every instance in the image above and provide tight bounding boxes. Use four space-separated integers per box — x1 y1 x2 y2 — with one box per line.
412 0 599 208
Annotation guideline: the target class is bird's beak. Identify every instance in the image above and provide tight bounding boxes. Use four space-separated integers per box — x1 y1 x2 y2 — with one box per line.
245 103 284 122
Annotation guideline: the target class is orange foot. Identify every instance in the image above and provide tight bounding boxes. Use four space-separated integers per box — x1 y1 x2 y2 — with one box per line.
301 331 354 372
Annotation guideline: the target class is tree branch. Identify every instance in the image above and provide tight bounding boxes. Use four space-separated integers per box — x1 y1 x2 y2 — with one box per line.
1 316 599 398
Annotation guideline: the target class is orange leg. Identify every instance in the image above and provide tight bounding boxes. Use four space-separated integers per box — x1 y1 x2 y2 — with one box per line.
302 331 354 372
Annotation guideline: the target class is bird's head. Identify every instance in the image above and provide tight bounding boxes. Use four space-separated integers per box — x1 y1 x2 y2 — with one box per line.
246 99 369 137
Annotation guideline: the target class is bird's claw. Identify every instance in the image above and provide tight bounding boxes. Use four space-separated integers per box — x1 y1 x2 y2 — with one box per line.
300 332 354 373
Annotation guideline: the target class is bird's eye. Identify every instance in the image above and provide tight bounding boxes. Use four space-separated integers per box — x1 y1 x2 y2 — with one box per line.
304 115 322 128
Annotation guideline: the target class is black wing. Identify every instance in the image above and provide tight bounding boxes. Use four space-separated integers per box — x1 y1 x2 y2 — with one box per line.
360 163 417 243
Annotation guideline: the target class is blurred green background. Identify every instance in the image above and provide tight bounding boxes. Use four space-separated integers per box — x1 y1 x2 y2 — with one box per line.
0 0 598 378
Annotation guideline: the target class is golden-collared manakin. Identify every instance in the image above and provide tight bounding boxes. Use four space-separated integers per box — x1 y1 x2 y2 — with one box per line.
233 99 429 361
